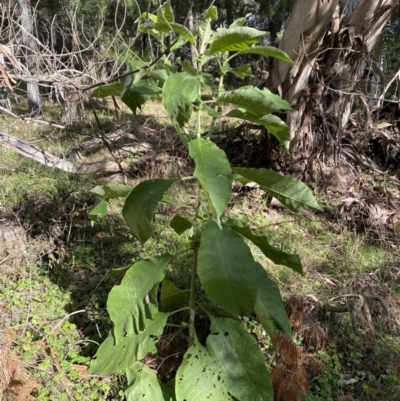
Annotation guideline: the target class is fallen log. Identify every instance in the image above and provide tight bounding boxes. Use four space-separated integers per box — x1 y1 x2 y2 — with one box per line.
0 132 132 174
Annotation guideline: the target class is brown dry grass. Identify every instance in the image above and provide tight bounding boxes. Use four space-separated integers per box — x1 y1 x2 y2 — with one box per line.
0 328 38 401
272 331 308 401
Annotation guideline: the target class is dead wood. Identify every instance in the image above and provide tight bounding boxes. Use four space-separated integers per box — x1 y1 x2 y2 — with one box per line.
0 132 139 174
74 129 156 155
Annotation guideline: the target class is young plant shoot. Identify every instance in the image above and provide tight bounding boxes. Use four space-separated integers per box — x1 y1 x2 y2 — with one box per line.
88 3 321 400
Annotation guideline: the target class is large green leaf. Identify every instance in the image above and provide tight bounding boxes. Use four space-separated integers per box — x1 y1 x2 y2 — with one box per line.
123 179 177 244
198 221 256 316
188 138 232 221
233 167 322 212
175 336 232 401
122 79 161 115
253 262 291 339
89 311 170 375
207 316 273 401
90 82 123 98
162 72 200 127
226 219 303 274
108 254 172 341
125 362 174 401
226 108 290 148
233 167 322 213
160 279 188 312
210 27 267 53
217 86 290 115
235 45 293 63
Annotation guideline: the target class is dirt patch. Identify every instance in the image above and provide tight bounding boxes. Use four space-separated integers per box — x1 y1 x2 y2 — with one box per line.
0 211 29 273
0 209 51 277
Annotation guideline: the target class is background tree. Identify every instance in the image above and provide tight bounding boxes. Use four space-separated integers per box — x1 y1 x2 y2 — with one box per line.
271 0 399 175
18 0 42 116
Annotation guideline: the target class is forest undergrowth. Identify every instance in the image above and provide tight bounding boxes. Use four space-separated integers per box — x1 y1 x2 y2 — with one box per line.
1 102 400 401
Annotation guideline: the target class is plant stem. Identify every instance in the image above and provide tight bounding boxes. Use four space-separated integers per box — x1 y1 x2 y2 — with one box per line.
196 108 202 138
188 241 199 347
208 70 225 137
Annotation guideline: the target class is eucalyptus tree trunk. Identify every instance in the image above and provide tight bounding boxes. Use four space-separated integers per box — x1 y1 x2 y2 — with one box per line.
271 0 397 168
18 0 42 117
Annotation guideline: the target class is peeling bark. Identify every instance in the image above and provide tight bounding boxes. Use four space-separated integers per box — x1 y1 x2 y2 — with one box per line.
272 0 397 164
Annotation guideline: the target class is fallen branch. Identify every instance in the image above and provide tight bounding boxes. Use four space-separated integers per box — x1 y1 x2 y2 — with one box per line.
0 132 133 174
320 294 396 337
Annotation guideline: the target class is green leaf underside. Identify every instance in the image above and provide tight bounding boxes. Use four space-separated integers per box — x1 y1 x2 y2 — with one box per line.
89 200 107 222
226 64 252 79
171 37 188 52
90 82 124 98
89 312 170 375
226 108 290 147
157 0 174 24
207 316 273 401
127 55 149 70
123 179 177 244
122 79 161 114
233 167 322 212
253 262 291 338
200 73 214 90
162 194 183 207
160 279 187 312
198 221 256 316
189 138 232 221
108 254 172 341
210 27 267 53
138 22 194 45
175 336 232 401
198 54 219 68
125 362 173 401
91 184 131 200
226 219 303 274
177 58 197 76
199 6 218 53
229 16 247 28
170 215 193 235
139 12 157 22
148 69 169 84
217 86 291 115
163 73 200 126
205 106 218 118
235 45 293 63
